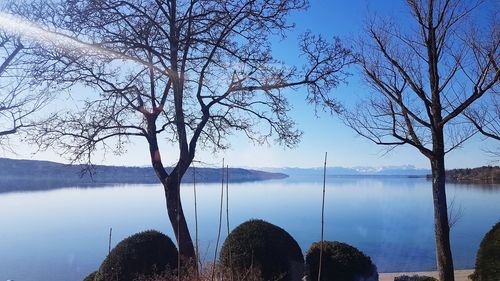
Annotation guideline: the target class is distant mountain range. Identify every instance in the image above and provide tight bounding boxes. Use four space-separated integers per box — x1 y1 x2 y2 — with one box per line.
260 165 431 177
0 158 287 193
262 166 500 184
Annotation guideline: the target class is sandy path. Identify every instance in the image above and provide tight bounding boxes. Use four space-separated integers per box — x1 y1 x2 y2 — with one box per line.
379 269 473 281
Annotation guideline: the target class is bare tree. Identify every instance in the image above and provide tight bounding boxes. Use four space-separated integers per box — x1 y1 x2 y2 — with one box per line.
8 0 352 264
342 1 499 280
0 31 49 145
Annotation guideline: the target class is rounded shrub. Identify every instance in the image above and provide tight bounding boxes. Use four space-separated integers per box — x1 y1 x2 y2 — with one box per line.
94 230 178 281
305 241 378 281
470 222 500 281
220 219 304 281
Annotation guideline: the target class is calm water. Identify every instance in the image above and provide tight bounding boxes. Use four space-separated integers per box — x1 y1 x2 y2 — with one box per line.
0 177 499 281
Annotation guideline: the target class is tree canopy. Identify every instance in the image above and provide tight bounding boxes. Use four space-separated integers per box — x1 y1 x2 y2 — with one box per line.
0 31 50 144
5 0 352 261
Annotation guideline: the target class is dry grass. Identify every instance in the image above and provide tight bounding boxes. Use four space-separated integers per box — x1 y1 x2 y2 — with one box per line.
133 263 266 281
132 263 474 281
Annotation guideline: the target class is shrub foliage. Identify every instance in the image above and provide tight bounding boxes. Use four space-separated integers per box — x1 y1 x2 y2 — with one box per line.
94 230 178 281
305 241 378 281
220 219 304 281
470 222 500 281
83 271 97 281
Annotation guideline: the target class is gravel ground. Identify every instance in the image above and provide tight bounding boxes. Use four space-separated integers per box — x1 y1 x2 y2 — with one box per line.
379 269 473 281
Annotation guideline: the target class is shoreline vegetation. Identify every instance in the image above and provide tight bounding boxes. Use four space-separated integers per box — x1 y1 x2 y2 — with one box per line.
426 166 500 184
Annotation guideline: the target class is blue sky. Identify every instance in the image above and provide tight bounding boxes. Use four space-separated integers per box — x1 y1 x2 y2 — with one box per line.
2 0 499 169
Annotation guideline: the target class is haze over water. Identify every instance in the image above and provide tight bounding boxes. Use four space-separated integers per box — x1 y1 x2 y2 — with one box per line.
0 176 499 281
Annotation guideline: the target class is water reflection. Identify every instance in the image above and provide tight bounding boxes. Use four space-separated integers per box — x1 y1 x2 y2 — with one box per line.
0 178 118 193
0 177 498 281
449 182 500 192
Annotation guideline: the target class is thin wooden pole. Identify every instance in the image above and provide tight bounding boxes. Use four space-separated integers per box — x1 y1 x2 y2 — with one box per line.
177 169 181 281
225 165 230 235
226 165 233 281
193 163 200 278
318 152 328 281
212 158 225 281
108 227 112 255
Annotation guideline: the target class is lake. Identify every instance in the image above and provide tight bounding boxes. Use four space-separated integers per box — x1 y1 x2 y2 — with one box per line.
0 176 499 281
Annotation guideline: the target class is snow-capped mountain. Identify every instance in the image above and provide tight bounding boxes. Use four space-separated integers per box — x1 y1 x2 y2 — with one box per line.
261 165 430 177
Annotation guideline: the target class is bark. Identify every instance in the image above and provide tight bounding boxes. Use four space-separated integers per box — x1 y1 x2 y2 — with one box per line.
428 14 454 279
344 2 497 281
430 151 455 281
147 115 196 265
165 173 196 263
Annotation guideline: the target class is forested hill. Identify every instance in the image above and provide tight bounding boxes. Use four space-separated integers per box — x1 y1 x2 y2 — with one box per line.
0 158 288 192
440 166 500 184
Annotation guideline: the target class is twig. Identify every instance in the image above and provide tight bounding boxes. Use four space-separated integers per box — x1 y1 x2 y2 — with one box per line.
212 158 225 281
318 152 328 281
193 163 200 279
226 165 233 281
177 169 181 281
226 165 230 235
448 193 464 229
108 227 112 255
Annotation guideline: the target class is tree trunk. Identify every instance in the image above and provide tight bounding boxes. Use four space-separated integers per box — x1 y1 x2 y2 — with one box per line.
430 155 454 281
147 116 196 266
165 172 196 264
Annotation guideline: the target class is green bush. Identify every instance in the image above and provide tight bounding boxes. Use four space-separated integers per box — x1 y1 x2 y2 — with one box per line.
83 271 97 281
470 222 500 281
220 219 304 281
394 275 437 281
94 230 178 281
305 241 378 281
